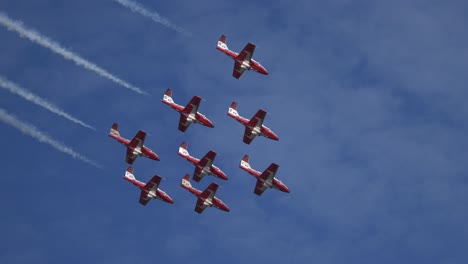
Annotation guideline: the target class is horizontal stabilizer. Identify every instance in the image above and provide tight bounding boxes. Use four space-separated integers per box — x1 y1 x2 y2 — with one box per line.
162 88 174 104
178 142 189 157
125 166 135 180
219 35 226 43
240 155 252 170
228 101 239 117
217 34 228 50
181 174 192 189
109 122 120 137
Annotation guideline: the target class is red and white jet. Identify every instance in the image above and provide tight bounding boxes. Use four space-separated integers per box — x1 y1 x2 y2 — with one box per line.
180 174 230 214
124 166 174 205
108 123 160 164
216 34 269 79
177 142 228 182
162 88 215 132
239 155 290 196
227 102 279 144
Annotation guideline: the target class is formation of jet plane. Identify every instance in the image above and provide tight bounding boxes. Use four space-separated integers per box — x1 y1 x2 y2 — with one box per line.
239 155 290 195
178 142 228 182
124 166 174 205
216 34 269 79
227 102 279 144
162 88 215 132
181 174 230 214
108 35 289 214
108 123 160 164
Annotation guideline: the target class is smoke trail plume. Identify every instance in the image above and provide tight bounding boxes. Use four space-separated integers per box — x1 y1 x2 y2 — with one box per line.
0 12 147 95
0 76 95 130
113 0 191 37
0 108 102 169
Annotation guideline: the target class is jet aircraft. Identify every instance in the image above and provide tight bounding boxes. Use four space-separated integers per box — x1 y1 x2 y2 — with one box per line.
108 123 160 164
180 174 230 214
239 155 290 196
227 102 279 144
162 88 214 132
178 142 228 182
124 166 174 205
216 34 269 79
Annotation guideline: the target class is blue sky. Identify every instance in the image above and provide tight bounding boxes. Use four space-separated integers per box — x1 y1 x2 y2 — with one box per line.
1 0 467 263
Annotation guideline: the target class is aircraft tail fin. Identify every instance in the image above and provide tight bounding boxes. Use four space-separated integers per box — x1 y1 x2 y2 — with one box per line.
217 34 229 51
178 141 190 157
240 155 251 170
124 166 136 180
227 101 239 117
181 174 192 189
109 123 120 137
162 88 174 104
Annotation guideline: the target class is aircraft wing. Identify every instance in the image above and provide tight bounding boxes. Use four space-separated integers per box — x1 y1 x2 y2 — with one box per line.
243 127 256 144
237 43 256 63
138 176 162 205
129 130 146 149
233 61 246 79
199 183 219 201
178 96 201 131
182 96 201 117
253 164 278 196
260 163 279 184
254 180 267 196
125 149 137 164
192 151 216 181
198 151 216 170
247 109 266 129
193 167 204 182
195 198 208 214
139 190 151 205
178 114 191 132
144 176 162 192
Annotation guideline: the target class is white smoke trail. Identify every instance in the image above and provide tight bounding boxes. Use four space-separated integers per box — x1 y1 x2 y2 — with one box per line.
0 76 95 130
0 12 148 95
113 0 192 37
0 108 102 169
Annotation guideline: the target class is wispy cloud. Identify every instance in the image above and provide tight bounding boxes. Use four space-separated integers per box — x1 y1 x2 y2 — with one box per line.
0 12 148 95
113 0 191 37
0 108 102 169
0 76 95 130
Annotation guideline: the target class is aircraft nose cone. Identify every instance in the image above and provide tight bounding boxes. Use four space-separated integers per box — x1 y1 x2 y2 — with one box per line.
220 172 229 180
152 153 161 161
268 132 279 141
165 195 175 204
